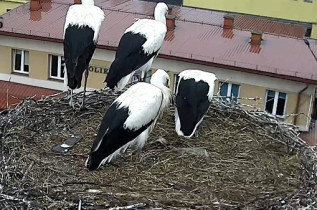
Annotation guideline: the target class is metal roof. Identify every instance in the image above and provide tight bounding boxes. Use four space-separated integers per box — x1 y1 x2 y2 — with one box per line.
0 81 58 110
0 0 316 83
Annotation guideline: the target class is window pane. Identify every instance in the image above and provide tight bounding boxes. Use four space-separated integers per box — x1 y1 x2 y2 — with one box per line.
265 90 275 114
51 55 58 77
279 92 286 99
276 92 286 115
220 82 228 100
267 90 275 97
231 84 239 102
60 56 65 78
24 64 29 72
24 51 29 72
14 50 22 71
24 51 29 65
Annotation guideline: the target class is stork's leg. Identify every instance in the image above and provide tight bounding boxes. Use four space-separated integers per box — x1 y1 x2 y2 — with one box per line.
194 129 199 138
137 148 143 162
81 70 89 109
141 71 147 82
69 89 75 109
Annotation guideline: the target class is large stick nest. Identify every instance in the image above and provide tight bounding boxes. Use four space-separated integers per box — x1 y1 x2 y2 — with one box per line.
0 89 317 209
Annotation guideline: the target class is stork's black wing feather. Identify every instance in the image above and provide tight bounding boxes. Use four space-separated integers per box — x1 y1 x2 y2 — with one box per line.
105 32 158 89
86 102 154 171
176 78 211 136
64 25 96 89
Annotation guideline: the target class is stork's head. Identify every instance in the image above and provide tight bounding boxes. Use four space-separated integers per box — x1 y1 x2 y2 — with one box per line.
82 0 94 6
154 2 168 24
150 69 170 88
151 69 172 114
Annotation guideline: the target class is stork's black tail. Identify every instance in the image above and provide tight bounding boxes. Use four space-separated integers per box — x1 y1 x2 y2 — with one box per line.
66 63 82 89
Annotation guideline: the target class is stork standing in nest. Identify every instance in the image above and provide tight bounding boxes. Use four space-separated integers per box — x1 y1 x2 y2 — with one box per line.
86 70 171 171
175 70 217 138
105 2 168 90
63 0 104 109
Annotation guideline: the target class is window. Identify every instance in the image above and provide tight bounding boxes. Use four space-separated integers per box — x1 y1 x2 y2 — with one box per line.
265 90 287 116
49 55 65 80
219 82 240 102
13 49 29 74
173 74 180 93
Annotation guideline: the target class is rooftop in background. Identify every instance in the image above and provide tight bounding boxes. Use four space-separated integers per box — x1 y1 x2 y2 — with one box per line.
139 0 182 6
0 0 317 83
0 81 59 110
183 0 317 38
0 0 28 15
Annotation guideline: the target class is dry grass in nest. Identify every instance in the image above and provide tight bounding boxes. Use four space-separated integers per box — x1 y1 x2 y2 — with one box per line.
0 89 316 209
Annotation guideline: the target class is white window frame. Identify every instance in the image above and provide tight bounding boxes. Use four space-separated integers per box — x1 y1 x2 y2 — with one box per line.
220 82 240 101
173 74 180 93
13 49 29 74
49 54 65 80
264 90 287 116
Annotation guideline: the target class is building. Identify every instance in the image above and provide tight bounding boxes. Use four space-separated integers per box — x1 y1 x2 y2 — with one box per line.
0 0 28 15
0 0 317 135
183 0 317 38
140 0 182 6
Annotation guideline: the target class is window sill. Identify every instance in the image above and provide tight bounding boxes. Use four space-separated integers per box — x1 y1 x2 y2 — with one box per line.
48 78 64 83
264 112 286 120
12 71 29 77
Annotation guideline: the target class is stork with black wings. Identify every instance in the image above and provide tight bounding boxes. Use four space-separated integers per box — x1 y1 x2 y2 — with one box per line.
105 2 168 90
175 70 217 138
63 0 104 109
86 70 171 171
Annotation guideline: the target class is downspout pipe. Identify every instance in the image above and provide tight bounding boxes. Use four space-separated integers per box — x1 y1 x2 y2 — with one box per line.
294 84 309 126
297 39 317 127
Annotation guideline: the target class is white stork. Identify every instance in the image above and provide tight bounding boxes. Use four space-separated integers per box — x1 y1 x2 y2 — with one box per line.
175 70 217 137
63 0 104 108
86 69 171 171
105 2 168 90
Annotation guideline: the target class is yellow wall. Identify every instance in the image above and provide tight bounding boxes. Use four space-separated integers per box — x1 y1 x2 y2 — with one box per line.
184 0 317 38
0 1 27 15
312 24 317 38
184 0 317 22
87 59 111 89
239 83 265 111
285 93 298 124
296 94 312 127
0 46 11 74
29 50 49 80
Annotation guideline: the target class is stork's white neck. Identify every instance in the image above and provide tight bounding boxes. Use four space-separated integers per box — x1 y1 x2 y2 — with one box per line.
154 9 166 25
82 0 94 5
156 84 171 114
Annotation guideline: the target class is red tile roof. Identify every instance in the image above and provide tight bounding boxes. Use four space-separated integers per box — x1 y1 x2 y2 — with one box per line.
0 81 59 110
234 16 306 39
0 0 316 83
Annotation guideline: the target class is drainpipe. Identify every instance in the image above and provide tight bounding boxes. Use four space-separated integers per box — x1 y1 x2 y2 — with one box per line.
294 84 309 125
297 39 317 126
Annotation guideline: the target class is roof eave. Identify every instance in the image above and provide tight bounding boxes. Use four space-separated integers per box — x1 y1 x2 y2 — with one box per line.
1 32 316 85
